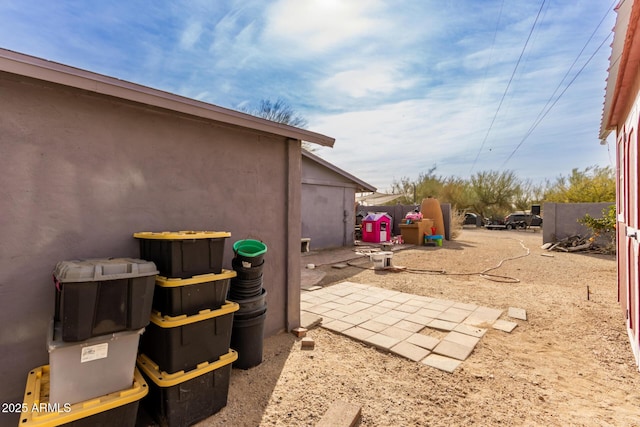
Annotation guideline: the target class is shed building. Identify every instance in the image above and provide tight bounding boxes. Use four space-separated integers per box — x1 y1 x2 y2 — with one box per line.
0 48 334 408
599 0 640 370
301 150 375 249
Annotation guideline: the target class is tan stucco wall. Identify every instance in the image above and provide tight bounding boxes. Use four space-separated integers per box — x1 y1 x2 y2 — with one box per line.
301 155 357 249
0 71 301 407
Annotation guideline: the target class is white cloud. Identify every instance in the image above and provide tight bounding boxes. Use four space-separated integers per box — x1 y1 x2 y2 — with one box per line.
310 97 490 189
208 11 261 70
309 48 611 190
262 0 388 55
180 21 204 49
318 63 418 98
194 90 211 101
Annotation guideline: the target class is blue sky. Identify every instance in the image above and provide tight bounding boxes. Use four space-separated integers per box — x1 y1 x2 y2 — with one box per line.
1 0 616 192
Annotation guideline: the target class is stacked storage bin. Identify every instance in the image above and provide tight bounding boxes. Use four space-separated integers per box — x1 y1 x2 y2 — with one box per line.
19 366 148 426
133 231 239 426
228 239 268 369
19 258 157 427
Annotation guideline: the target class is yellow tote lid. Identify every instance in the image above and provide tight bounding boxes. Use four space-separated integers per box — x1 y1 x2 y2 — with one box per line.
155 269 236 287
133 231 231 240
149 301 239 327
19 366 148 426
137 350 237 387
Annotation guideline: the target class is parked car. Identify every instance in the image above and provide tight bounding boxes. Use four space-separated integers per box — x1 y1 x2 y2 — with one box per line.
504 212 543 229
484 217 507 230
485 212 543 230
463 212 483 226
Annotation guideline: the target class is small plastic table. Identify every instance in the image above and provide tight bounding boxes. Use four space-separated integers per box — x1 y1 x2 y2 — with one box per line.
424 234 443 246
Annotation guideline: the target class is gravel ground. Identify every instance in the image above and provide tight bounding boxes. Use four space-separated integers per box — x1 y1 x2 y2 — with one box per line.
197 228 640 427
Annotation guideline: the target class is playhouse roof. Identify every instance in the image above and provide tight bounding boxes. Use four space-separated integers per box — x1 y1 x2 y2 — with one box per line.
363 212 392 222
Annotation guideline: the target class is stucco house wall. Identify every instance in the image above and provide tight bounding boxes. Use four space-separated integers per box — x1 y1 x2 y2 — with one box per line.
301 151 375 249
0 50 334 409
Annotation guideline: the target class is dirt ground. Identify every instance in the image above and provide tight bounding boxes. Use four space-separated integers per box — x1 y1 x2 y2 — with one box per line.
200 228 640 427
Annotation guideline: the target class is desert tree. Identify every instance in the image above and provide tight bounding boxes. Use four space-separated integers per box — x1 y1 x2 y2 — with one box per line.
544 166 615 203
242 98 317 152
470 170 520 219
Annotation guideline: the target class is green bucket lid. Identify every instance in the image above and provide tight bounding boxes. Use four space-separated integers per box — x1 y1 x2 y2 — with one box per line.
233 239 267 257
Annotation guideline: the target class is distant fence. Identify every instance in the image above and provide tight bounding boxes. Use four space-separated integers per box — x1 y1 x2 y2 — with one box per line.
356 203 452 240
359 202 614 245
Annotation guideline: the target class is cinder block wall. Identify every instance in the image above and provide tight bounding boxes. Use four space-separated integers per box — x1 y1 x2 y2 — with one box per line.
542 202 614 244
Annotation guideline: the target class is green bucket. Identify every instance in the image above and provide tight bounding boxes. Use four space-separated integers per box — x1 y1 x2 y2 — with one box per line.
233 239 267 267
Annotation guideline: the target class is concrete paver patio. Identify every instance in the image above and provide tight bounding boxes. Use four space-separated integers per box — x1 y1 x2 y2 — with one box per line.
301 281 517 373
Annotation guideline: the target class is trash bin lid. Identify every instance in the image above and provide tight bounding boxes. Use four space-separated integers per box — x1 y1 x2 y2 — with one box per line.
133 231 231 240
53 258 158 282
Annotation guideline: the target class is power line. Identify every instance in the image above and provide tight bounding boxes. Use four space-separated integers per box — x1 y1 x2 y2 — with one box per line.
501 30 613 167
501 1 616 167
468 0 504 151
470 0 547 174
475 0 505 112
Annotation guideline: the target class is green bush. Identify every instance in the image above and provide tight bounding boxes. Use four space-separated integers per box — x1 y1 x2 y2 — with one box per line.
578 205 616 253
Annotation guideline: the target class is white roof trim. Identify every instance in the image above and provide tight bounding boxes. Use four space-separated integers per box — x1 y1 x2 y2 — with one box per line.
600 0 633 140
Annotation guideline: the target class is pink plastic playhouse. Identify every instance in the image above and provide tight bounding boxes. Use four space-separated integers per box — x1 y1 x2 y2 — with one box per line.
361 212 392 243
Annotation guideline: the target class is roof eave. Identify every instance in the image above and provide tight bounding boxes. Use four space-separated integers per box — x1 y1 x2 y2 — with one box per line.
0 48 335 148
302 149 376 192
600 0 639 140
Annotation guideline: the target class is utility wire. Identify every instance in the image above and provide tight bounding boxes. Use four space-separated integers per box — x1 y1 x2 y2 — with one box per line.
521 1 615 145
501 30 613 167
471 0 505 132
464 1 506 168
470 0 547 174
501 1 616 167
